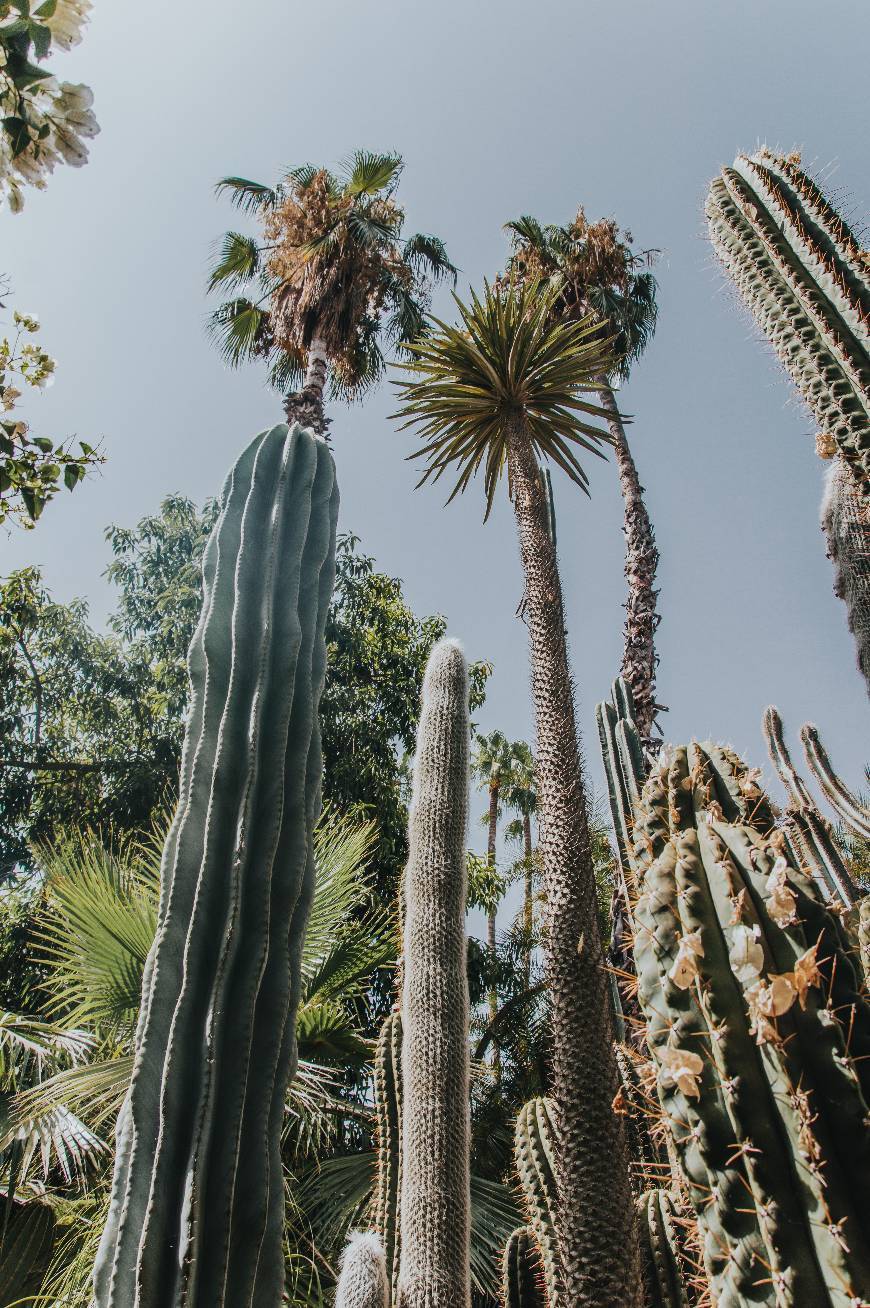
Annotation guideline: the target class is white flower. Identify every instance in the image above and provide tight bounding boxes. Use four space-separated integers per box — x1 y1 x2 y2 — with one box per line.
658 1044 704 1099
668 931 704 989
44 0 92 51
745 973 796 1043
765 859 798 928
729 923 764 984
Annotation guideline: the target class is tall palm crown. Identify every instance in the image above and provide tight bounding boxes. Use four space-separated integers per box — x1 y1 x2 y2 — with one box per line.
503 209 657 380
207 151 455 413
394 278 614 518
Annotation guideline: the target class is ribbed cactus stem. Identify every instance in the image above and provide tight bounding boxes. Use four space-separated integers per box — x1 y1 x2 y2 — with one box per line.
614 1045 669 1197
373 1010 403 1304
502 1228 545 1308
397 639 471 1308
635 1190 690 1308
513 1098 562 1308
596 678 648 899
92 424 338 1308
706 149 870 488
335 1233 389 1308
763 706 859 906
801 721 870 839
820 456 870 694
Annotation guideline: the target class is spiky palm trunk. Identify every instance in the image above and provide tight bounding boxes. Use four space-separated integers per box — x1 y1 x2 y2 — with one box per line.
596 378 662 747
505 416 642 1308
486 782 501 1079
284 335 330 437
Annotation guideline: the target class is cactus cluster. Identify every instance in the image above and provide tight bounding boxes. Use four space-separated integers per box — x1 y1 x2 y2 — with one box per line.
635 1189 690 1308
513 1098 562 1308
92 424 339 1308
631 740 870 1307
335 1234 389 1308
706 149 870 488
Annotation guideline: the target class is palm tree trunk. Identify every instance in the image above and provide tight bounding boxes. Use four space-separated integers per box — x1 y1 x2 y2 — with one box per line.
595 376 662 747
284 335 330 438
523 811 533 990
487 782 501 1081
505 416 643 1308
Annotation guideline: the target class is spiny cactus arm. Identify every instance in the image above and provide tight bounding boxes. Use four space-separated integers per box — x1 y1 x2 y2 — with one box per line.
397 639 471 1308
801 723 870 840
513 1099 562 1307
94 425 338 1308
335 1233 389 1308
596 679 648 891
614 1045 669 1196
373 1010 403 1304
819 456 870 696
501 1228 545 1308
635 1190 690 1308
762 706 816 811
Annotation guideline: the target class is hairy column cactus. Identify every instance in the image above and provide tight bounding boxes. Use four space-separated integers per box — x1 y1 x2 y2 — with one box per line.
635 1190 690 1308
373 1009 403 1304
502 1228 546 1308
397 639 471 1308
801 720 870 841
820 451 870 693
92 424 338 1308
335 1233 389 1308
763 706 860 906
631 741 870 1307
513 1098 562 1307
706 149 870 488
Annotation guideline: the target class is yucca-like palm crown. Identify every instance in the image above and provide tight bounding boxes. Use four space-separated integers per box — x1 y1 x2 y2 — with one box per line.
207 150 455 397
393 278 614 519
504 209 658 380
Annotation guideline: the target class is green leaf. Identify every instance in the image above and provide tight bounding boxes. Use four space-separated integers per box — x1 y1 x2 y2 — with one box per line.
63 464 81 490
30 20 50 59
2 117 32 157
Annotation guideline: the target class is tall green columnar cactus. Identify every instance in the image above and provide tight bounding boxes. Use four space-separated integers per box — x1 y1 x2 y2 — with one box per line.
635 1190 690 1308
502 1228 546 1308
397 639 471 1308
820 453 870 692
373 1010 403 1304
801 721 870 841
762 706 859 906
92 423 339 1308
631 742 870 1307
706 149 870 488
513 1098 562 1307
614 1045 669 1198
335 1233 389 1308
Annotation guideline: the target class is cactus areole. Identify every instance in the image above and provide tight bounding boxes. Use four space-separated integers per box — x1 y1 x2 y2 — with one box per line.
92 423 339 1308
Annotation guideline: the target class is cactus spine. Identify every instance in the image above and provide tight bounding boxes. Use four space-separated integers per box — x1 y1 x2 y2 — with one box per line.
706 149 870 487
92 424 339 1308
373 1010 403 1304
502 1228 545 1308
635 1190 690 1308
513 1098 562 1307
335 1233 389 1308
396 639 471 1308
631 741 870 1306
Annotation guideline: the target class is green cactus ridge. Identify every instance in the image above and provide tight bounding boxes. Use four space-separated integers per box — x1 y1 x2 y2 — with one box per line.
801 720 870 840
596 677 648 895
501 1228 546 1308
614 1044 669 1197
513 1098 562 1308
632 741 870 1307
820 456 870 695
762 705 860 907
373 1010 403 1304
706 149 870 488
92 424 339 1308
335 1233 389 1308
635 1190 690 1308
397 639 471 1308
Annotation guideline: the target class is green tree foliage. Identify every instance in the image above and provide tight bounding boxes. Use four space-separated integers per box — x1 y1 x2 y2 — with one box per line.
0 1 99 213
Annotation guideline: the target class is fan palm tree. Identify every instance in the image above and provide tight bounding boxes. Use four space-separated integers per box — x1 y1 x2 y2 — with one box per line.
207 150 456 436
504 211 662 746
393 278 643 1307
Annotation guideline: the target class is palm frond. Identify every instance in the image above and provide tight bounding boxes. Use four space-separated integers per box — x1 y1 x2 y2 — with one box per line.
0 1099 106 1184
301 811 379 981
392 278 614 520
504 215 548 251
402 233 457 283
10 1052 132 1137
295 1002 370 1067
344 150 403 197
284 163 323 193
214 175 278 213
207 297 270 368
345 209 399 250
206 231 261 293
0 1014 92 1088
302 914 394 1006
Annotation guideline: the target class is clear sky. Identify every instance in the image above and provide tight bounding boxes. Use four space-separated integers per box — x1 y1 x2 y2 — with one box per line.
3 0 869 883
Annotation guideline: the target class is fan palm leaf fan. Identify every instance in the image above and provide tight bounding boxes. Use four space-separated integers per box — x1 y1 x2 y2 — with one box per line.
393 277 644 1306
505 208 663 746
207 149 456 430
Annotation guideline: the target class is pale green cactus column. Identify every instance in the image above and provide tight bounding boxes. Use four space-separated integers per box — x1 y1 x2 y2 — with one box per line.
397 639 471 1308
92 423 338 1308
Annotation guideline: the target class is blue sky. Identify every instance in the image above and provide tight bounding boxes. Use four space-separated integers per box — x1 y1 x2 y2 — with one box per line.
3 0 868 898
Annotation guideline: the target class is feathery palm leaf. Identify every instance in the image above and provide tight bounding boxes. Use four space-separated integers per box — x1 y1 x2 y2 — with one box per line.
207 231 262 292
393 278 614 519
214 175 279 213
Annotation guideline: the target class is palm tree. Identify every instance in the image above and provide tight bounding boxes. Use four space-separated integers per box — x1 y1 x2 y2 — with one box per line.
393 278 643 1307
207 150 456 436
504 211 663 746
501 741 537 987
